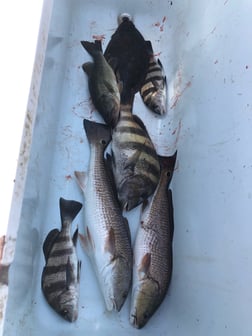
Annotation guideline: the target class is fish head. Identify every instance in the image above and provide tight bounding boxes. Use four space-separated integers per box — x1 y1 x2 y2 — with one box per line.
102 257 132 312
56 289 79 322
118 176 156 211
130 278 160 329
149 88 167 115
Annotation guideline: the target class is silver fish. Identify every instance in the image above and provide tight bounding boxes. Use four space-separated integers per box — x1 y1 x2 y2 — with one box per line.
81 40 120 128
130 152 177 329
140 41 167 115
41 198 82 322
75 119 132 312
109 103 160 211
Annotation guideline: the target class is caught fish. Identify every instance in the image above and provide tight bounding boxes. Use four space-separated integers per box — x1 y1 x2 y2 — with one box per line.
109 103 160 211
75 119 132 312
104 14 150 104
140 41 167 115
41 198 82 322
81 40 120 128
130 152 177 329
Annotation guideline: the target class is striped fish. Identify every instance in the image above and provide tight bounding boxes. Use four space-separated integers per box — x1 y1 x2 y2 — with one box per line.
41 198 82 322
109 103 160 211
140 41 167 115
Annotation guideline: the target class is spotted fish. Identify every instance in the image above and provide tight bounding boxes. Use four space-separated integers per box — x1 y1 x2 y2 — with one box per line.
140 41 167 115
130 152 177 329
75 119 132 312
109 103 160 211
41 198 82 322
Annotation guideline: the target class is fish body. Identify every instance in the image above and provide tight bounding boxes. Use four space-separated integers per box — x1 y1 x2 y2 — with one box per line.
104 15 150 104
81 40 120 128
110 103 160 211
130 152 177 329
75 119 132 312
41 198 82 322
140 41 167 115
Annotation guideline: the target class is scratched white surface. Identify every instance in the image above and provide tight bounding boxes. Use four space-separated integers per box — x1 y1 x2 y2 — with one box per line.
3 0 252 335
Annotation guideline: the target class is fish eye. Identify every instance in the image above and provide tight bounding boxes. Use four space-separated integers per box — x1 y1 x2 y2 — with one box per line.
61 308 69 317
100 139 107 145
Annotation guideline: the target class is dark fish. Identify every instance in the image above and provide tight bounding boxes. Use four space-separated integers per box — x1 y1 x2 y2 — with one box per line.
130 152 177 329
41 198 82 322
140 41 167 115
104 14 150 104
75 119 132 312
81 40 120 128
109 103 160 211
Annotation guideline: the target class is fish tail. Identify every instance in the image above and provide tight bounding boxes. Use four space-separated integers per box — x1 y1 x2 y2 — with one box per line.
59 198 82 227
158 151 177 180
81 40 102 57
83 119 111 147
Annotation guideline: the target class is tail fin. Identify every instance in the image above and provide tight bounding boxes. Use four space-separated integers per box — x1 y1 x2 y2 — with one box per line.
83 119 111 148
158 151 177 183
81 40 102 57
59 198 82 226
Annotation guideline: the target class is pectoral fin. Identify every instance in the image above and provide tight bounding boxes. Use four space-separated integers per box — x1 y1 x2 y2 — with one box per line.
138 253 151 279
104 227 116 258
66 257 75 289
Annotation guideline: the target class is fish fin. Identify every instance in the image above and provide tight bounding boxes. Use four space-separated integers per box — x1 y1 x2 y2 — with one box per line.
117 80 123 94
104 227 116 257
82 62 93 76
59 198 83 227
168 189 174 241
81 40 101 57
72 228 79 246
141 198 149 213
83 119 111 147
74 170 87 193
77 260 81 282
138 253 151 277
66 257 75 289
94 39 103 52
145 40 154 55
157 58 164 70
79 227 94 255
124 150 141 171
43 228 60 261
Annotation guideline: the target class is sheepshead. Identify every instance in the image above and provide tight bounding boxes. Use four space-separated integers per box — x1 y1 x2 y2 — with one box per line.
81 40 120 128
104 14 150 104
140 41 167 115
41 198 82 322
109 103 160 211
75 119 132 312
130 152 177 329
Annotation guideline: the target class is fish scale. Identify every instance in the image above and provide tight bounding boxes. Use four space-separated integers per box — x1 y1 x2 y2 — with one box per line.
75 119 132 312
111 103 160 211
130 152 177 329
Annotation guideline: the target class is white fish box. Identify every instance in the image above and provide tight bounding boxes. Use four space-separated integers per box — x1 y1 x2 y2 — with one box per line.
1 0 252 335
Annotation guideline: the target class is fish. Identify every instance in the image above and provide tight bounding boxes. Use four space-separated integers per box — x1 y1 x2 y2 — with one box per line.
130 151 177 329
75 119 132 312
104 14 150 104
41 198 82 322
81 40 120 128
140 41 167 115
109 103 160 211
